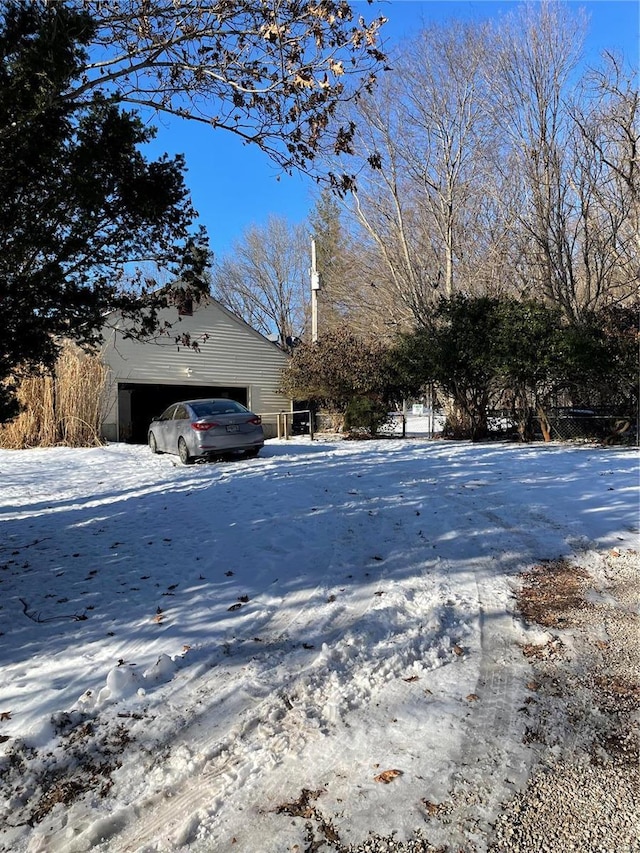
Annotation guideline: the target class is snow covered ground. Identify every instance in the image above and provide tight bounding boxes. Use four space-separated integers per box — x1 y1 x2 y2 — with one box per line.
0 420 638 852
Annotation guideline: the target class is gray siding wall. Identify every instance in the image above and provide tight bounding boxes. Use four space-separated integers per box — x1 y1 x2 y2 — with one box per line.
100 299 292 440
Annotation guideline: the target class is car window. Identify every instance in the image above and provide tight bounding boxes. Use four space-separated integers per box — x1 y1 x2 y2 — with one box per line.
190 401 249 417
159 405 177 421
174 405 190 420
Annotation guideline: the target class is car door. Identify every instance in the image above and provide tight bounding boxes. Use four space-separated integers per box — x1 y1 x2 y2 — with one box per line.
154 404 178 452
171 404 191 453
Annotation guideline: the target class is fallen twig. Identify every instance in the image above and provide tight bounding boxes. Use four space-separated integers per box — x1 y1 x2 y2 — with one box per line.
0 538 51 553
19 598 87 623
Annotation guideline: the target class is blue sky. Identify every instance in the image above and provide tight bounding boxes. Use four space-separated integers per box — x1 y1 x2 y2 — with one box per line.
145 1 639 261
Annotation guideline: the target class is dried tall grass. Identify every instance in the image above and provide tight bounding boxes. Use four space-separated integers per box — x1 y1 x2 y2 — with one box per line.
0 344 109 448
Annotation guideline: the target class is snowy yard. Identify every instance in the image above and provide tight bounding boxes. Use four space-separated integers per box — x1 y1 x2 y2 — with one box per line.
0 425 638 852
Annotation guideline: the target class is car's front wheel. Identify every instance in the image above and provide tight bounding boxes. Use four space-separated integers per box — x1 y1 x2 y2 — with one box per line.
178 437 194 465
148 432 161 454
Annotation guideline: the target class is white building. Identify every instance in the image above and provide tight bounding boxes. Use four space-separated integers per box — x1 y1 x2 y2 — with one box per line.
100 296 291 443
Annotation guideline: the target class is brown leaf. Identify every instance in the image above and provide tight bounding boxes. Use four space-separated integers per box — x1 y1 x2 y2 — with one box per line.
403 675 419 683
466 693 480 702
374 769 403 784
294 73 314 88
452 644 464 656
0 711 12 721
152 613 164 624
526 681 540 691
421 799 440 816
227 602 242 612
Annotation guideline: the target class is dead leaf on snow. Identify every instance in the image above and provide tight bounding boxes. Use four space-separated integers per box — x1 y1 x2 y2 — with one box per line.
0 735 10 744
276 787 325 817
526 681 540 691
374 769 403 784
152 613 164 624
466 693 480 702
452 644 464 656
0 711 12 721
403 675 419 683
227 602 242 612
421 799 440 816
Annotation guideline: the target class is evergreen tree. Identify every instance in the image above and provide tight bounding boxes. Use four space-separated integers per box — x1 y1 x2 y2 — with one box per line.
308 188 353 334
0 2 208 421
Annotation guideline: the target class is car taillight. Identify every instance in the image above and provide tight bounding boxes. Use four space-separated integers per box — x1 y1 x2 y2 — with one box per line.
191 421 218 431
248 416 262 425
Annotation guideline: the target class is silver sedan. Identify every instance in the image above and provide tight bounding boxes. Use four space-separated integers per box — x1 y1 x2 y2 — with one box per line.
148 399 264 464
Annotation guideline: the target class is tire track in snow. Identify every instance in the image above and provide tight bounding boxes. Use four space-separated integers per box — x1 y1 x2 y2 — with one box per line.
425 497 568 851
86 483 415 851
98 453 520 852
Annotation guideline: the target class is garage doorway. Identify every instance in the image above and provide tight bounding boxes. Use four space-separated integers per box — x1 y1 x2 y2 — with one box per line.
118 383 248 444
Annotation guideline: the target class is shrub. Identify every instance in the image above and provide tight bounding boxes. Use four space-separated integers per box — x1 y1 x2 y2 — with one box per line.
280 328 403 419
343 396 392 437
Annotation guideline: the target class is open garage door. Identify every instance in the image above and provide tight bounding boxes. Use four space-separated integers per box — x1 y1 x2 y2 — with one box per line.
118 383 248 444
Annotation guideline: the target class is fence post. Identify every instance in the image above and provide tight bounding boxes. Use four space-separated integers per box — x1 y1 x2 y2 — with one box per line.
309 410 314 441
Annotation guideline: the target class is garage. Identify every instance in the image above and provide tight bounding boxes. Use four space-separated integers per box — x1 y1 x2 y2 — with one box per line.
118 383 248 444
100 296 292 445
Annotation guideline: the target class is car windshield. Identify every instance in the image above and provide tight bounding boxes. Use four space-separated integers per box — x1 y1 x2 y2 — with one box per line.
190 401 249 417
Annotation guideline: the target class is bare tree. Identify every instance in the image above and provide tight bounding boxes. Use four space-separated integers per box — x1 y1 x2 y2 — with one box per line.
343 70 448 328
312 2 636 333
211 215 309 346
570 53 640 309
324 21 495 330
397 21 494 298
485 1 589 321
62 0 387 179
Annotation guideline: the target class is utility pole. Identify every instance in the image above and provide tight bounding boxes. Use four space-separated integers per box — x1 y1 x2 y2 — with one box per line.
310 238 320 342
